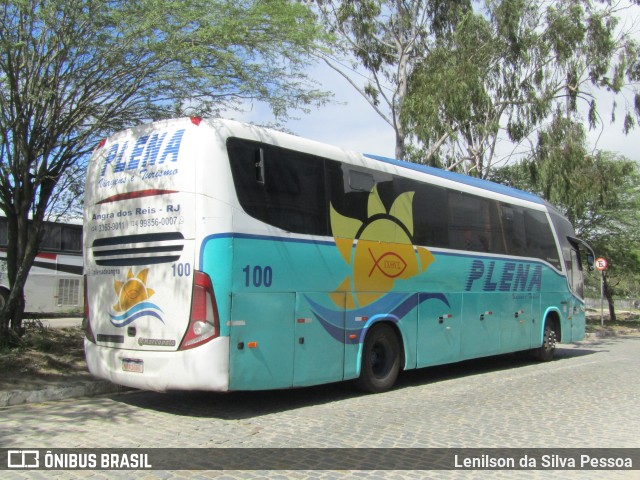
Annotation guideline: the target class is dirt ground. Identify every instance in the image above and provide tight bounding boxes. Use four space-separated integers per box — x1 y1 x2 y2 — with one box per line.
0 324 91 389
585 311 640 336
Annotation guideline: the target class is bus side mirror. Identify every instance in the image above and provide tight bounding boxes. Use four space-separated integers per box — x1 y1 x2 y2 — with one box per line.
586 254 594 271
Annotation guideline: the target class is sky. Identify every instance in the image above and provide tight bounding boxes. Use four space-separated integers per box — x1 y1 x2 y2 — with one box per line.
225 63 397 158
226 56 640 166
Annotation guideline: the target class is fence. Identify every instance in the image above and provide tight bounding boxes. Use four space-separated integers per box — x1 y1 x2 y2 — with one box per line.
585 298 640 311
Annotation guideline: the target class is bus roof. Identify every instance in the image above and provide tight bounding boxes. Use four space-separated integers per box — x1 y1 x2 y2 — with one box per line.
364 153 544 205
103 117 544 207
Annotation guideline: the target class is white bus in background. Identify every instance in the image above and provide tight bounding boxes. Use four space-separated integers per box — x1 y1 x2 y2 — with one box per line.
0 217 84 315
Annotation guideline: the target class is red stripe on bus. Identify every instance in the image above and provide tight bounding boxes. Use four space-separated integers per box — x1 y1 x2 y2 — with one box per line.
95 189 178 205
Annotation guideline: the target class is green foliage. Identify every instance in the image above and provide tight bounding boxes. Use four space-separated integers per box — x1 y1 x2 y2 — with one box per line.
492 144 640 301
316 0 472 159
0 0 329 340
402 0 640 178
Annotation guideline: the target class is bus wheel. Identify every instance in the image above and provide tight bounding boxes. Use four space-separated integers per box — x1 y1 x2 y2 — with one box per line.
534 321 557 362
356 323 401 393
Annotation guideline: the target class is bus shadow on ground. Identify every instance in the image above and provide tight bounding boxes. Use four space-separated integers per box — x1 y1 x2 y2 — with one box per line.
398 344 600 389
113 344 602 420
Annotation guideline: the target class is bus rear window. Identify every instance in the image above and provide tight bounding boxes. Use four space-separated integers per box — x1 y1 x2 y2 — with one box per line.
227 138 328 235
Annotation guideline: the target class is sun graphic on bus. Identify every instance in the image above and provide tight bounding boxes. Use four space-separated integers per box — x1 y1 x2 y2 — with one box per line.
109 268 164 327
113 268 155 312
329 185 435 309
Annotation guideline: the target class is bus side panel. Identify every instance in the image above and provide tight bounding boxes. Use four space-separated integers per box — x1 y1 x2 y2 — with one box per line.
199 235 234 337
229 292 294 390
538 291 568 344
293 292 345 387
416 292 461 368
397 295 418 371
571 300 586 342
461 293 503 359
499 293 532 353
529 293 541 348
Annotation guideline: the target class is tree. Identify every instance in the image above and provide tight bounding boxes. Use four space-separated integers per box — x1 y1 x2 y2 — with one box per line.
403 0 640 178
492 131 640 320
0 0 329 344
315 0 471 160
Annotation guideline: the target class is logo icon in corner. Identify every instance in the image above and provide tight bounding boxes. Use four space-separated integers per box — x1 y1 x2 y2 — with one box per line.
109 268 164 327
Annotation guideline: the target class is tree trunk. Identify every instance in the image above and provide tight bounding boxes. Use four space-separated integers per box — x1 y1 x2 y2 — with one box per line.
0 210 42 344
603 271 616 322
395 129 406 161
0 289 25 346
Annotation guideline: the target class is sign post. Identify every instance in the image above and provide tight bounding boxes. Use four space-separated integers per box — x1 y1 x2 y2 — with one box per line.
595 257 608 326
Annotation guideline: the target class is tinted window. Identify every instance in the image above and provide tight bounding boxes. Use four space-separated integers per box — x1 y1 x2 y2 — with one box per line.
524 210 561 268
394 176 449 248
228 137 562 267
548 207 578 273
569 249 584 298
448 192 505 254
40 224 61 251
228 138 328 235
61 226 82 252
0 219 81 253
500 204 527 256
326 162 394 229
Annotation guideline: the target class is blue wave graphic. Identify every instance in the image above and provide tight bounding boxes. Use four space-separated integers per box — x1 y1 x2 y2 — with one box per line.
305 292 450 344
109 301 165 327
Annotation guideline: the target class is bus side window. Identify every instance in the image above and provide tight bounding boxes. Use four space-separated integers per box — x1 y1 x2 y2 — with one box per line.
569 249 584 298
524 210 561 268
448 192 492 253
394 177 449 249
327 163 393 227
228 138 328 235
61 225 82 252
349 170 374 192
500 204 527 257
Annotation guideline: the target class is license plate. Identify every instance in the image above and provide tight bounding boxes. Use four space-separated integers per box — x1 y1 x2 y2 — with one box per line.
122 358 144 373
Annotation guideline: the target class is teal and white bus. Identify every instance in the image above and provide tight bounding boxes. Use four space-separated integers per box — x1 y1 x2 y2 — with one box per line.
83 117 593 393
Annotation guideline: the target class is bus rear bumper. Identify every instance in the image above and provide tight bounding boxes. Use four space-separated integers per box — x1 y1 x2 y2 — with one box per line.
84 336 230 392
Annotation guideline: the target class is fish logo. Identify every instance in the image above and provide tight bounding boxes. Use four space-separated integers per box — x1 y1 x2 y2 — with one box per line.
109 268 164 327
329 185 435 309
369 251 407 278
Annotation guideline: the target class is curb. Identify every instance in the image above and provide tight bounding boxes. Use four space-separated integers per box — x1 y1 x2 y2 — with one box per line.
0 380 130 408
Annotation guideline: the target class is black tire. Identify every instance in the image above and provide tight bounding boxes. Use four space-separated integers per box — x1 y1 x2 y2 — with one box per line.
355 323 401 393
533 321 557 362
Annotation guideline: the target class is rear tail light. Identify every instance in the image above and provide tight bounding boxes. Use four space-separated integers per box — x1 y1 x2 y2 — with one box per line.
179 271 219 350
83 275 96 343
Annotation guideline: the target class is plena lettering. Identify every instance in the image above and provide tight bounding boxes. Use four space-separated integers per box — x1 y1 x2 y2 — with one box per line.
465 260 542 292
99 129 185 177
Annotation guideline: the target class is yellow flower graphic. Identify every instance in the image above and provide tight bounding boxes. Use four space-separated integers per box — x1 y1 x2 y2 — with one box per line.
330 186 434 309
112 268 155 312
